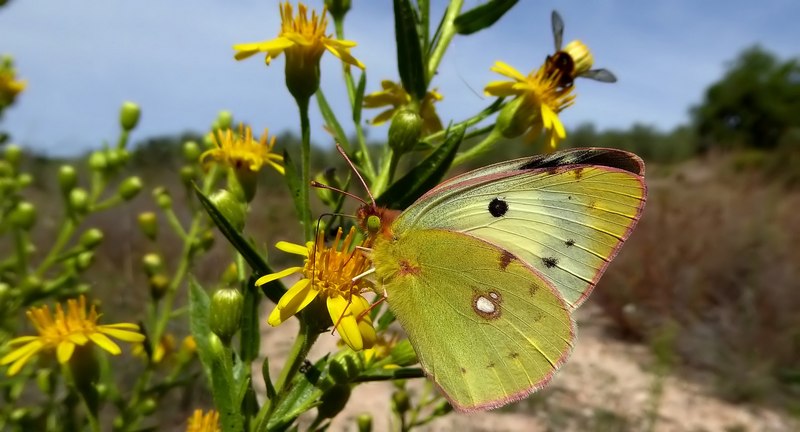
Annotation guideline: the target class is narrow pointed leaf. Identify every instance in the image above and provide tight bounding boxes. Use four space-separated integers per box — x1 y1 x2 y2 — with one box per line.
394 0 427 100
352 71 367 124
454 0 518 35
316 90 350 150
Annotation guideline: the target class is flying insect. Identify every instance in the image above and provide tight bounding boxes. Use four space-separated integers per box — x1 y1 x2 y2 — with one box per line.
545 10 617 88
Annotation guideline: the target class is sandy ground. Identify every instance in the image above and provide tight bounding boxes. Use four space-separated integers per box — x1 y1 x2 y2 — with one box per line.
256 305 796 432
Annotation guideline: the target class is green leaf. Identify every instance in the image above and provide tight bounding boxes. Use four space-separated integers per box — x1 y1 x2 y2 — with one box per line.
267 355 329 431
316 90 350 151
393 0 427 100
454 0 518 35
190 280 244 431
377 125 465 209
352 71 367 125
194 186 285 304
239 276 261 363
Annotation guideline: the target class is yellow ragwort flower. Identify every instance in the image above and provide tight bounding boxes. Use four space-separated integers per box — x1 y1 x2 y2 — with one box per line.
0 66 26 108
233 2 364 99
363 80 444 135
485 61 576 148
186 409 220 432
256 227 377 351
201 125 284 175
0 296 145 376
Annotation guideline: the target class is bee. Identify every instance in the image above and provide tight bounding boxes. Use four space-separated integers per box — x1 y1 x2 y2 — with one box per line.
545 10 617 88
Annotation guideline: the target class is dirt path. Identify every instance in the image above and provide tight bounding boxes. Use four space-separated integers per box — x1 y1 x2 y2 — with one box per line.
257 305 795 431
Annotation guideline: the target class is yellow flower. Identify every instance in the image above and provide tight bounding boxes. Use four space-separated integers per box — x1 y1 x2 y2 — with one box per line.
233 2 364 99
485 61 576 148
363 80 444 135
132 333 176 364
186 409 220 432
256 227 377 351
201 125 284 175
0 60 26 108
0 296 145 376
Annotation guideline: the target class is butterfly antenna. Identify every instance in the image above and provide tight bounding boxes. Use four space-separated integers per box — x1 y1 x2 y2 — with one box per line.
310 180 368 206
336 142 376 207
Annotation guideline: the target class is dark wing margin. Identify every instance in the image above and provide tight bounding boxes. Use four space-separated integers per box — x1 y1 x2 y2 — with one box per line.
517 148 644 176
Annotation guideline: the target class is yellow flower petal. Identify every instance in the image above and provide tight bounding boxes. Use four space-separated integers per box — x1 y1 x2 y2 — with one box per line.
89 333 122 355
489 61 527 82
268 279 317 326
484 80 519 97
255 266 303 286
369 108 398 126
0 340 43 365
56 341 75 364
234 38 295 60
276 241 309 256
327 296 363 351
98 326 146 343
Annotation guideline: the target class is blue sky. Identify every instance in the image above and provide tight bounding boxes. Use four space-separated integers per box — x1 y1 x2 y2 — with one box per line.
1 0 798 156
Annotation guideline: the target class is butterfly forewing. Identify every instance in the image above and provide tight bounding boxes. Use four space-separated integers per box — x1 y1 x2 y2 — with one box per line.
373 229 574 411
393 149 646 309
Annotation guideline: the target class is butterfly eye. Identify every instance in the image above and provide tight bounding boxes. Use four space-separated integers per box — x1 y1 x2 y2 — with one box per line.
366 215 382 234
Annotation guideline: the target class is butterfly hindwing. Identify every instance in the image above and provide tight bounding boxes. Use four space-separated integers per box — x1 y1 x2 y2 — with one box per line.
392 148 646 309
373 229 574 411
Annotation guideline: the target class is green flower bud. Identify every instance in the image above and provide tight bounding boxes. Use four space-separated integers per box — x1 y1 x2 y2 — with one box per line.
391 390 410 414
217 111 233 130
4 144 22 167
58 165 78 195
10 409 27 422
120 101 141 132
149 274 170 301
139 398 157 416
192 230 215 253
69 188 90 215
209 287 244 345
356 413 372 432
10 201 36 230
388 108 423 154
75 251 94 272
153 188 172 209
180 165 195 186
22 275 42 292
183 141 201 162
118 176 143 201
79 228 104 249
494 96 531 139
17 173 32 187
317 385 351 420
142 253 163 276
326 0 351 20
0 160 12 177
137 212 158 240
107 148 129 168
209 189 247 231
88 151 108 172
328 359 350 384
203 133 216 149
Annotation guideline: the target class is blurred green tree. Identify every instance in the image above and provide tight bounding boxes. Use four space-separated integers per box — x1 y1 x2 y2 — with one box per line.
692 46 800 151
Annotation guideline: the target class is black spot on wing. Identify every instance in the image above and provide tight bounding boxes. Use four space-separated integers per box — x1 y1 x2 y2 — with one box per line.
542 257 559 268
488 198 508 217
565 239 576 247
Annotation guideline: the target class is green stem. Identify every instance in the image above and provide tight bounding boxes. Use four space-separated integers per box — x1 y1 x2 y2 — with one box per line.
297 95 314 241
334 19 376 181
420 99 505 145
452 128 503 167
163 207 188 240
35 218 76 277
371 148 400 197
13 229 27 275
426 0 463 84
